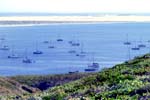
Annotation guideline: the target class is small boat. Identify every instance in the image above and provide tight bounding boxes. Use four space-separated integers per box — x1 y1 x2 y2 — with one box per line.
48 41 55 49
84 68 97 72
88 53 99 68
33 42 43 54
48 46 55 48
8 47 20 59
138 36 146 48
131 47 140 50
56 33 63 42
76 43 86 57
68 71 79 74
22 57 33 63
76 53 86 57
8 54 20 59
23 49 33 63
88 63 99 68
124 34 131 45
71 40 80 46
138 44 146 48
68 41 73 44
43 41 49 44
71 42 80 46
57 39 63 42
33 50 43 54
124 42 131 45
132 41 140 50
0 38 10 51
0 45 10 50
68 50 76 53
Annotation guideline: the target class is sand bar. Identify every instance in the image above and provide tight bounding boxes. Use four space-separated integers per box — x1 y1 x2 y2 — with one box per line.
0 15 150 25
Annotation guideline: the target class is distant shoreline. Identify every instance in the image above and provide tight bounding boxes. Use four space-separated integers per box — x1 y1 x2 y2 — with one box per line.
0 15 150 26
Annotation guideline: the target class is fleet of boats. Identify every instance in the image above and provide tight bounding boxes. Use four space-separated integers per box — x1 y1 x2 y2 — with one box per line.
0 36 100 73
123 34 148 51
0 33 149 73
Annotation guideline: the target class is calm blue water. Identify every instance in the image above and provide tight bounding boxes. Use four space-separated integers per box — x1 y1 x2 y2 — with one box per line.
0 22 150 76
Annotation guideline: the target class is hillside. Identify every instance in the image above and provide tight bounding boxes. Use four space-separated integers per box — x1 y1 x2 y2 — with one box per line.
1 54 150 99
40 54 150 100
10 73 92 91
0 77 39 98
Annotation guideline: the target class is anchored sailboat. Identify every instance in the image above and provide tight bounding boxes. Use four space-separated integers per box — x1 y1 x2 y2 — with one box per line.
138 37 146 48
48 40 55 49
132 41 140 50
85 53 99 72
76 42 86 57
22 49 33 63
57 33 63 42
124 34 131 45
8 46 20 59
0 37 10 51
33 42 43 54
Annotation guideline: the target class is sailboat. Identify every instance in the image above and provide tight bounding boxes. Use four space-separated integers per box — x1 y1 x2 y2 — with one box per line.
43 40 49 44
132 41 140 50
0 45 10 51
84 68 97 71
138 37 146 48
8 54 20 59
85 54 99 72
48 41 55 49
69 34 80 46
71 40 80 46
124 34 131 45
22 57 33 63
76 42 86 57
8 47 20 59
56 33 63 42
0 35 5 41
68 50 76 54
22 49 33 63
85 63 99 72
68 66 79 74
33 42 43 54
0 37 10 51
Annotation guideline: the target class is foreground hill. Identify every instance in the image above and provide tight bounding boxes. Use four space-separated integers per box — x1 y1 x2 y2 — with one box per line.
0 77 39 98
10 73 91 91
40 54 150 100
1 54 150 99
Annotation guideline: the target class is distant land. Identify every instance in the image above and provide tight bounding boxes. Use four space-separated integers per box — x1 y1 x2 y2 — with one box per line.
0 13 150 26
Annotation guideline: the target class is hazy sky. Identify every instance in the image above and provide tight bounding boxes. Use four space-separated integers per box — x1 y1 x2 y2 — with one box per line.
0 0 150 13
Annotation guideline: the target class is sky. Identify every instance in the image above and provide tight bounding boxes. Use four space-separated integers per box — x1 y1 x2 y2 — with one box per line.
0 0 150 13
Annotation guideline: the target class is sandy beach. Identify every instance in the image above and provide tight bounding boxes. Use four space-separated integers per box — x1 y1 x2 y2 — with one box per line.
0 15 150 26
